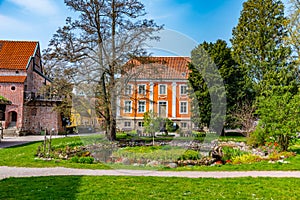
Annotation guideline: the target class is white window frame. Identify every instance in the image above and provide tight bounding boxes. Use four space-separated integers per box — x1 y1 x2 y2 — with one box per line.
124 121 131 127
181 122 188 128
138 84 146 95
180 85 187 95
138 100 146 113
159 84 167 95
179 101 188 114
124 100 132 113
125 84 133 95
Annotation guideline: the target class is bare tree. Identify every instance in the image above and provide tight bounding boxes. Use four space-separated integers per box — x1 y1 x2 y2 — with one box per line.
231 100 257 137
43 0 162 140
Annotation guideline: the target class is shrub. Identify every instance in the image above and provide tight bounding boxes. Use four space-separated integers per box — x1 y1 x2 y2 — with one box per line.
192 131 206 138
178 150 201 160
231 154 262 164
78 156 94 164
221 146 248 162
70 156 79 163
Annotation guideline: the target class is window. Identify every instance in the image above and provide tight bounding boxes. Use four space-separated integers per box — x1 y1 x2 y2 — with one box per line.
180 101 188 114
124 101 132 113
125 84 132 95
180 85 187 95
159 84 167 95
138 84 146 95
181 122 188 128
124 121 131 127
11 86 16 91
138 101 146 113
138 121 144 127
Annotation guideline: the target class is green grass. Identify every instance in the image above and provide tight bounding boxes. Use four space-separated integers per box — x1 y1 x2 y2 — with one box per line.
1 176 300 199
1 135 300 171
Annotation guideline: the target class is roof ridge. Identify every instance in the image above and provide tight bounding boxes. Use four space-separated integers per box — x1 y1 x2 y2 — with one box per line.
0 40 38 43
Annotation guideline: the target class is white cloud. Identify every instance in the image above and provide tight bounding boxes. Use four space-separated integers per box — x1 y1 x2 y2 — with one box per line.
0 14 30 31
8 0 58 16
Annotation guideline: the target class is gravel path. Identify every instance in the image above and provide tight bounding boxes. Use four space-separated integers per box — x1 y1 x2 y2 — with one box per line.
1 166 300 180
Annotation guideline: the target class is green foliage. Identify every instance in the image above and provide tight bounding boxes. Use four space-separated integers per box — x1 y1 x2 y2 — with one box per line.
178 150 201 160
255 87 300 151
78 156 94 164
231 0 292 96
221 146 248 162
189 40 244 129
143 111 178 134
231 154 263 165
191 131 206 138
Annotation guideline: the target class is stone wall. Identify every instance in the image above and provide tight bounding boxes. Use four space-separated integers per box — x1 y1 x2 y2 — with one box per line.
23 104 63 134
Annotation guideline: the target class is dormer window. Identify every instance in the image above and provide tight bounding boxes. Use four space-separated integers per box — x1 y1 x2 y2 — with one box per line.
15 71 19 74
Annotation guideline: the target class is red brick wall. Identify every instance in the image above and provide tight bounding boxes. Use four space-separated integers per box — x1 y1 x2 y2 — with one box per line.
23 105 63 134
0 82 24 128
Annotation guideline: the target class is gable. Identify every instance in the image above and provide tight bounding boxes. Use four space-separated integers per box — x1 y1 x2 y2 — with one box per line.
0 40 38 70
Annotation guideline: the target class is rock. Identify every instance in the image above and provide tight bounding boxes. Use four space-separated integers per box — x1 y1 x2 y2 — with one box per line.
146 160 160 167
166 163 178 168
122 158 131 165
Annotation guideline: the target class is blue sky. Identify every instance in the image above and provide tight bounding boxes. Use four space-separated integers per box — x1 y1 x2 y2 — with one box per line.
0 0 289 56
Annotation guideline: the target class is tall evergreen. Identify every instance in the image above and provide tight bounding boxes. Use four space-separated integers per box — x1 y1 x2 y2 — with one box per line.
231 0 292 96
189 40 245 130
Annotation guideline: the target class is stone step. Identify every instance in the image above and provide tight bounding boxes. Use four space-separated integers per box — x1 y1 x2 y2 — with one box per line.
3 128 18 137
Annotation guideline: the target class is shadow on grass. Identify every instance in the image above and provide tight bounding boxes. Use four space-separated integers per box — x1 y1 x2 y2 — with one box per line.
0 176 82 200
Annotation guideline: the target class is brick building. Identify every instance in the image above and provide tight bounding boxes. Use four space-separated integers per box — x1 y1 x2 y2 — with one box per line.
0 40 63 135
117 56 193 131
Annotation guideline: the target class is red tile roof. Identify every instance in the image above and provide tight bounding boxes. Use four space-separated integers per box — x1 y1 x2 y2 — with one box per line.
0 76 26 83
0 40 38 70
125 57 191 80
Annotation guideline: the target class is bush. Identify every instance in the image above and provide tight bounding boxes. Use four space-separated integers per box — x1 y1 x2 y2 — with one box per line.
192 131 206 138
231 154 262 164
247 126 267 148
221 146 248 162
178 150 201 160
78 156 94 164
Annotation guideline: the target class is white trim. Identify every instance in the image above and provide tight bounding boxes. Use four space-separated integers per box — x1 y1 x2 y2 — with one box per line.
179 101 188 114
172 82 177 118
149 82 154 111
138 100 146 113
117 96 121 117
157 101 168 118
180 84 188 95
158 84 167 95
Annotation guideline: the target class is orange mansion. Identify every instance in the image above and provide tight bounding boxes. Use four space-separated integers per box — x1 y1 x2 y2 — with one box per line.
116 57 193 131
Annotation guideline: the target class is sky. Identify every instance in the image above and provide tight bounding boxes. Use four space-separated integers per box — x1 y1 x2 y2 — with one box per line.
0 0 289 56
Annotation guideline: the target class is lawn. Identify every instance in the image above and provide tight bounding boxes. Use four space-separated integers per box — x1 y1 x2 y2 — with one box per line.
0 176 299 199
0 135 300 171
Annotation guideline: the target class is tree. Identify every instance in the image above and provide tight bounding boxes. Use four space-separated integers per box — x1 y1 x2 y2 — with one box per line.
286 0 300 64
231 0 292 96
255 86 300 151
231 0 299 148
43 0 162 140
188 40 245 130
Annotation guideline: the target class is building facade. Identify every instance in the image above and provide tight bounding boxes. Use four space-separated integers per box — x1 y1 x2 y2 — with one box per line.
0 40 63 135
117 56 193 131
